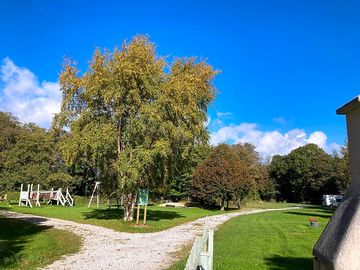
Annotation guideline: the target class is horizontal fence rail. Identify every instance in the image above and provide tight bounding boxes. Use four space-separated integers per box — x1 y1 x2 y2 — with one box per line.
185 217 214 270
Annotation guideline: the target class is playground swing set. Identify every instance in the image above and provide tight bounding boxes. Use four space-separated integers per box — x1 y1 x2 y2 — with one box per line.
17 181 149 210
88 181 101 208
86 183 149 220
18 183 74 208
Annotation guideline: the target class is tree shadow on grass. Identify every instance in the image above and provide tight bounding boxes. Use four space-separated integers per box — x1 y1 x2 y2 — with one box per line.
301 206 336 214
82 207 184 221
82 208 124 220
0 216 51 269
284 211 334 219
141 208 184 221
264 255 313 270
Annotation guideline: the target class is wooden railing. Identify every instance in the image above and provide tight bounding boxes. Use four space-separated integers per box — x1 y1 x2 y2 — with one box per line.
185 217 214 270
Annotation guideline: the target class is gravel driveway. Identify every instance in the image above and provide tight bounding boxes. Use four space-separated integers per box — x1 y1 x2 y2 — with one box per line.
0 207 300 270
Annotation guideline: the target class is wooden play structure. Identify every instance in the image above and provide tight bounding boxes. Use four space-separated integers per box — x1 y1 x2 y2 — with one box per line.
19 184 74 207
18 184 40 207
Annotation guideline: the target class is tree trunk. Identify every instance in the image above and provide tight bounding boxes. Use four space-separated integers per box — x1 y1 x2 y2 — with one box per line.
226 200 229 209
123 193 136 221
237 199 241 209
220 198 225 211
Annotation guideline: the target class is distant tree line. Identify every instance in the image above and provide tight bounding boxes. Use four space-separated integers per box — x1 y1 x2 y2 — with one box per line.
189 142 350 209
269 143 350 204
0 35 218 222
0 35 350 215
0 112 77 193
1 109 349 211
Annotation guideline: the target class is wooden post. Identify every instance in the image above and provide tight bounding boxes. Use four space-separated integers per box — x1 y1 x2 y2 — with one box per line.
26 184 30 207
88 181 100 208
57 188 60 205
19 184 23 206
143 204 148 225
136 204 140 225
36 184 40 207
208 229 214 270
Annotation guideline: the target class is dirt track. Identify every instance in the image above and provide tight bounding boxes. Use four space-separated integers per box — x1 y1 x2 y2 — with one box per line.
0 207 300 270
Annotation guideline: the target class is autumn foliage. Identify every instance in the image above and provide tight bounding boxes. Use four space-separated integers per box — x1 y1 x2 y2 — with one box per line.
190 144 252 210
55 35 218 221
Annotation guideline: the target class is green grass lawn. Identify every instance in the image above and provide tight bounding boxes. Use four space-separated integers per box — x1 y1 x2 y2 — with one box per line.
0 215 82 270
0 201 298 233
168 207 334 270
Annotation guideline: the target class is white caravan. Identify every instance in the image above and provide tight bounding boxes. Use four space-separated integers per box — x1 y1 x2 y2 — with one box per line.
322 195 343 207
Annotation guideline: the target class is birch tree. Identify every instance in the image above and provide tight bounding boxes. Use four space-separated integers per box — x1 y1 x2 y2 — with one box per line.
55 35 217 221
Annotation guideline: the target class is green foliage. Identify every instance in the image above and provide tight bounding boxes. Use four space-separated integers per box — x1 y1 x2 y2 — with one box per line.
331 144 351 193
231 143 273 201
1 125 55 188
269 143 350 203
166 144 212 201
45 172 75 190
72 195 89 205
232 142 261 165
0 113 23 193
0 113 74 193
0 112 22 152
5 191 18 203
55 35 218 211
258 178 277 201
190 144 252 210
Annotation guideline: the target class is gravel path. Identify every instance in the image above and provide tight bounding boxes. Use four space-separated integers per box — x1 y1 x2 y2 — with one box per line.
0 207 300 270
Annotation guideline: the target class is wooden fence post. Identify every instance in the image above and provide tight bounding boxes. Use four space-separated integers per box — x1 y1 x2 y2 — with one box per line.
185 218 214 270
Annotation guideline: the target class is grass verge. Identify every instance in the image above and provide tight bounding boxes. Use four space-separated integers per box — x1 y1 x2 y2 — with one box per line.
0 201 299 233
168 206 333 270
0 215 82 270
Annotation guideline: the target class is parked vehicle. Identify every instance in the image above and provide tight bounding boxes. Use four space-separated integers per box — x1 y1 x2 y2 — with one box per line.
322 195 343 207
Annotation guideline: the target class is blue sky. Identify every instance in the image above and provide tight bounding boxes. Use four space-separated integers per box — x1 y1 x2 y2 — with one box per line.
1 0 359 157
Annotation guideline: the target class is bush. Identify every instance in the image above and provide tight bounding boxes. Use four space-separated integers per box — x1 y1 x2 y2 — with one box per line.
72 195 88 205
6 191 19 203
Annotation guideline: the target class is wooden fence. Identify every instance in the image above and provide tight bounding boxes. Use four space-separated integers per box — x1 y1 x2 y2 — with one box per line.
185 217 214 270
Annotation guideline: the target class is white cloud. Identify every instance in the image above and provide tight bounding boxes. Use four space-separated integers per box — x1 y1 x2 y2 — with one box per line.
211 118 223 127
216 111 232 118
273 117 287 124
210 123 340 158
0 58 61 128
208 111 233 130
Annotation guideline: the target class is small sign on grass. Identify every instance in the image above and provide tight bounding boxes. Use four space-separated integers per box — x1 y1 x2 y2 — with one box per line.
138 189 149 206
136 188 149 225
